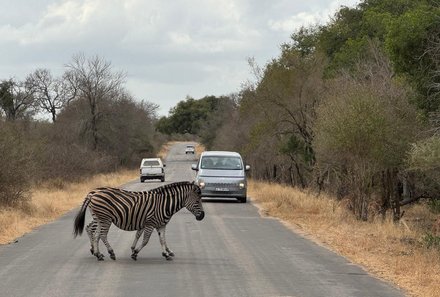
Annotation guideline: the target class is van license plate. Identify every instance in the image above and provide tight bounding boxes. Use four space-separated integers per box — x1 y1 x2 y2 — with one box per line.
215 188 229 192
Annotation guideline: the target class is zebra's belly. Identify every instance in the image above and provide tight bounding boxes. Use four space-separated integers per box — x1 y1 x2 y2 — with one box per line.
113 221 143 231
109 213 171 231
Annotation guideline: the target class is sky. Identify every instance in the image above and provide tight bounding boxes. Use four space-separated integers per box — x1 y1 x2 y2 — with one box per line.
0 0 360 116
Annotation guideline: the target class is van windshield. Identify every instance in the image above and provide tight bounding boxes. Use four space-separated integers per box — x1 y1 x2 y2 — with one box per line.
200 156 242 170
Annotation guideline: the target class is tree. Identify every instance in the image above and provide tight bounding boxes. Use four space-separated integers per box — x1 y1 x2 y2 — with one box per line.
0 78 35 120
385 4 440 112
156 95 226 136
97 93 159 165
314 69 419 220
239 49 325 187
0 121 32 206
25 68 77 122
66 54 125 150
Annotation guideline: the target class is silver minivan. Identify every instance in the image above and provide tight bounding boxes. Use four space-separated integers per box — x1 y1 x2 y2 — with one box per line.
191 151 250 203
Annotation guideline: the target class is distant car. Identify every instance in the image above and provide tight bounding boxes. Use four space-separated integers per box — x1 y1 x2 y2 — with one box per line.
191 151 250 203
140 158 165 182
185 145 195 154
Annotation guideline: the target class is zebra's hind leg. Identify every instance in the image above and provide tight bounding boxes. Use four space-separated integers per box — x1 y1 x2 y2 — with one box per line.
131 226 154 261
92 222 104 261
99 220 115 260
157 226 174 260
86 220 96 255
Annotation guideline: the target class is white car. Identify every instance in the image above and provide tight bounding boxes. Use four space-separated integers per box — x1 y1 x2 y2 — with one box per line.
185 145 195 154
140 158 165 182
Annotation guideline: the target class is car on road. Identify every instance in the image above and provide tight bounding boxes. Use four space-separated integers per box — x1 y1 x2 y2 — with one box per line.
185 145 195 154
140 158 165 182
192 151 250 203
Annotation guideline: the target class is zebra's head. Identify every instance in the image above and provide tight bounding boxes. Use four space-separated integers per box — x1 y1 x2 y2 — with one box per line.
185 183 204 221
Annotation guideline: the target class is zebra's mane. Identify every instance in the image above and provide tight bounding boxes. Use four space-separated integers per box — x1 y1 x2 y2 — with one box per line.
148 181 194 193
113 181 194 196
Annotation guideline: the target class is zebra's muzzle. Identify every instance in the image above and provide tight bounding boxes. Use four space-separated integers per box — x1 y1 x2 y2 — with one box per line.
196 211 205 221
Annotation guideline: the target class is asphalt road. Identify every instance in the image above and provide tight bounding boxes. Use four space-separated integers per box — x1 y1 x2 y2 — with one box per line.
0 142 405 297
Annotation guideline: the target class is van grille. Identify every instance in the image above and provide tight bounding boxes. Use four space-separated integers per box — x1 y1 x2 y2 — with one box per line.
206 183 239 190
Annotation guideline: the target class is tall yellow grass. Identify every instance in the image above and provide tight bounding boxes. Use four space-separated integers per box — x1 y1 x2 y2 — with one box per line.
249 180 440 297
0 170 137 244
157 141 179 160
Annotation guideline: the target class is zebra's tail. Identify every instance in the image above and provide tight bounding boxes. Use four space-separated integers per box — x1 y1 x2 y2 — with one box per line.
73 194 92 238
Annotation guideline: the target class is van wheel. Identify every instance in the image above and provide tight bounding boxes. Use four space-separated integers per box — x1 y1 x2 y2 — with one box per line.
239 197 247 203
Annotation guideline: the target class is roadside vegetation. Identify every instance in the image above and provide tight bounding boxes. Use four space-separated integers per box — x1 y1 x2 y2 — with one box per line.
158 0 440 237
0 53 166 208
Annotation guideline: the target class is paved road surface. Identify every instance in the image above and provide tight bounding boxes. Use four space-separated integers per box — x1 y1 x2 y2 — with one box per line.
0 143 405 297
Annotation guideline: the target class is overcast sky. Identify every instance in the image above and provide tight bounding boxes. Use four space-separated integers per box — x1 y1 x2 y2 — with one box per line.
1 0 360 116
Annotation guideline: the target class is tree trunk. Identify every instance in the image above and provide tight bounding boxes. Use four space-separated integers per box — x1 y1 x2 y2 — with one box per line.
392 170 402 222
379 171 389 220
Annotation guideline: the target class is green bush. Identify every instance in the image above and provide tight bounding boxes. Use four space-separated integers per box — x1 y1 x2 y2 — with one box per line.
423 233 440 250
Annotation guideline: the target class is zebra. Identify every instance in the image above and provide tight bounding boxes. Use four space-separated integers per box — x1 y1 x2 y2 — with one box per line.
73 181 204 261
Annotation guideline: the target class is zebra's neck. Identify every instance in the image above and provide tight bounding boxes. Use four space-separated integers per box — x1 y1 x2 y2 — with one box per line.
147 190 186 217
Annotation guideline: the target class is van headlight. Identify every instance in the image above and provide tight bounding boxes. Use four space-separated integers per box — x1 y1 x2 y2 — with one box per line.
198 181 206 189
239 182 245 189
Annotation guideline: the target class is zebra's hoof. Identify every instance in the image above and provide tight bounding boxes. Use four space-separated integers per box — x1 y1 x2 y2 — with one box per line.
168 251 175 257
90 248 94 255
131 253 138 261
163 252 173 260
95 253 104 261
109 252 116 260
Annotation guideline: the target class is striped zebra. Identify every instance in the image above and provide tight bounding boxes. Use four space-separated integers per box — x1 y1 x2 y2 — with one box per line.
73 181 204 261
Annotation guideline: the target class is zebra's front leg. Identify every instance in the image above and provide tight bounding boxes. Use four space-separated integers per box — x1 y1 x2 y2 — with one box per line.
157 226 174 260
131 226 154 261
131 229 143 255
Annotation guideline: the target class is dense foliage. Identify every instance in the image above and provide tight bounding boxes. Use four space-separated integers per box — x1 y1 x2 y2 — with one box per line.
156 95 235 148
159 0 440 221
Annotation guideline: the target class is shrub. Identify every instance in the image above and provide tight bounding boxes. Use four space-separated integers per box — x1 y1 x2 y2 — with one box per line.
0 121 32 206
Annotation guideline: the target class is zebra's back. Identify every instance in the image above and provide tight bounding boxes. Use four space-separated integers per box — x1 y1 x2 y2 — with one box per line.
88 187 152 231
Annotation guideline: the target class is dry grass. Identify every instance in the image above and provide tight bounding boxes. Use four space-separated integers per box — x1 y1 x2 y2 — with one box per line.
0 170 137 244
157 141 179 160
249 180 440 297
157 141 205 159
195 142 205 156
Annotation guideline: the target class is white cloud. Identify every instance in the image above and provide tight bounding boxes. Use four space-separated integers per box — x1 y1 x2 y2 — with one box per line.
0 0 361 115
269 11 322 32
268 0 360 33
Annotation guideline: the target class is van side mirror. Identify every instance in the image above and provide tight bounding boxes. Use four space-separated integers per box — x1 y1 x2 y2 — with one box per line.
191 164 198 171
245 165 251 171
